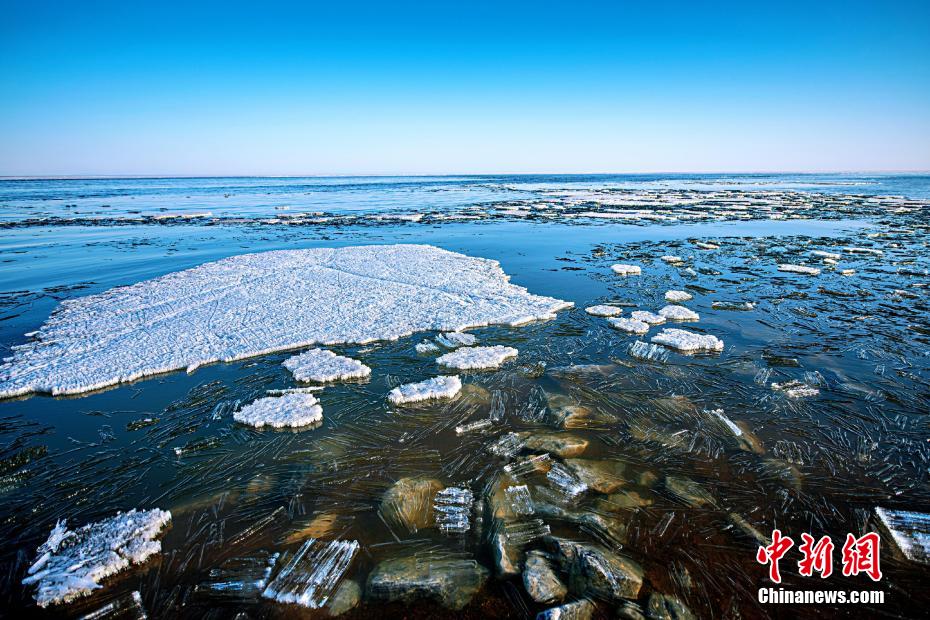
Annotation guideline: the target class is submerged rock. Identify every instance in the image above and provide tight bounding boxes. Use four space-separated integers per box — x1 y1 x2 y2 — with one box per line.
381 477 443 533
523 551 567 604
537 599 595 620
520 433 590 458
325 579 361 616
647 593 696 620
366 555 488 610
664 476 717 508
546 537 643 600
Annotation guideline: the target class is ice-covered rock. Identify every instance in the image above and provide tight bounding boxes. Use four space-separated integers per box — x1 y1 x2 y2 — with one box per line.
611 264 642 276
523 551 567 604
585 305 624 317
0 245 571 398
545 537 643 600
651 329 724 353
778 264 821 276
233 393 323 429
381 477 443 533
366 555 488 610
875 507 930 565
658 305 699 321
631 311 666 325
437 345 518 370
23 509 171 607
608 317 650 334
283 349 371 383
647 592 697 620
388 375 462 404
664 290 693 302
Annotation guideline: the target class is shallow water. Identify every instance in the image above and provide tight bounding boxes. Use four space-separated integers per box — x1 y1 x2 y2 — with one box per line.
1 175 929 618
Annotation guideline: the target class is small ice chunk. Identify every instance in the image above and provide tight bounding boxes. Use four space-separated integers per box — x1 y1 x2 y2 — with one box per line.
778 264 821 276
664 290 693 302
23 509 171 608
196 551 280 600
628 340 669 363
262 539 359 608
415 341 441 354
608 317 650 334
630 311 666 325
658 305 700 321
695 241 719 250
436 332 477 348
434 487 474 533
436 346 518 370
546 463 588 502
811 250 841 260
79 590 147 619
585 305 624 317
234 393 323 428
661 256 684 264
844 246 884 256
708 409 742 436
771 380 819 398
283 349 371 383
388 376 462 405
455 419 494 435
505 484 536 516
488 432 526 458
875 507 930 565
840 269 856 276
652 328 724 353
611 264 641 276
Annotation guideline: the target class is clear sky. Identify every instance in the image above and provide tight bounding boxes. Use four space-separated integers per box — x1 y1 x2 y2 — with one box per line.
1 1 928 176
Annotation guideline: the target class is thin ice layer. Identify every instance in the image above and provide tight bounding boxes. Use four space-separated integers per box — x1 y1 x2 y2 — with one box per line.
651 328 724 352
233 393 323 428
436 345 518 370
0 245 571 398
388 376 462 404
283 349 371 383
23 509 171 608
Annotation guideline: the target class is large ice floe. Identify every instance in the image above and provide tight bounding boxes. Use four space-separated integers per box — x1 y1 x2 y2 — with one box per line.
388 376 462 405
23 509 171 607
436 345 518 370
283 349 371 383
651 328 724 353
233 393 324 429
0 245 570 398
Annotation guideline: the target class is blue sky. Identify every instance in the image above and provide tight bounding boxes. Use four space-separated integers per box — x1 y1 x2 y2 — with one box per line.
1 1 928 175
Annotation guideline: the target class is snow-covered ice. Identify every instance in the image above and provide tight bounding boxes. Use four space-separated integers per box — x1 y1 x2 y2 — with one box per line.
811 250 841 260
771 380 819 398
262 538 359 608
611 264 641 276
630 311 666 325
23 509 171 607
435 332 477 348
436 345 518 370
233 393 323 429
585 305 624 317
415 341 441 354
778 264 821 276
658 305 700 321
661 255 684 264
283 349 371 383
651 328 724 353
0 245 570 398
388 375 462 405
664 290 693 302
608 317 650 334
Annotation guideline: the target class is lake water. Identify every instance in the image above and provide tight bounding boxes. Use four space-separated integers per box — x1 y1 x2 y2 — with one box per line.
1 174 928 618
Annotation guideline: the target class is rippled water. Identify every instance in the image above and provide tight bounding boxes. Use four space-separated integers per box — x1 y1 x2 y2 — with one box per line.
1 175 928 618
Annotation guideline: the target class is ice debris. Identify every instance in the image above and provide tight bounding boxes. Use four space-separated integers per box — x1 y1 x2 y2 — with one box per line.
0 245 571 398
658 305 700 321
23 509 171 607
437 345 518 370
434 487 474 533
661 255 684 264
771 380 819 398
585 305 624 317
778 264 821 276
436 332 478 348
233 393 323 429
283 349 371 383
651 328 724 353
262 538 359 608
611 264 641 276
415 341 441 354
608 317 650 335
664 290 693 302
628 340 670 362
875 507 930 565
630 311 666 325
388 375 462 404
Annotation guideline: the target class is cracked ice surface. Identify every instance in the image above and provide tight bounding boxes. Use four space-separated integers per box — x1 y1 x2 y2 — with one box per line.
652 328 724 353
283 349 371 383
388 375 462 405
437 345 519 370
0 245 571 398
23 509 171 607
233 393 324 429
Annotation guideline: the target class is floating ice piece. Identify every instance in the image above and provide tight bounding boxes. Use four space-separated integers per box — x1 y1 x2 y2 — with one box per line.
434 487 474 533
611 264 641 276
844 246 884 256
631 311 666 325
658 305 699 321
811 250 841 260
388 376 462 405
585 305 624 317
708 409 742 436
652 328 724 353
455 419 494 435
712 300 755 311
778 264 821 276
197 552 280 599
546 463 588 502
875 507 930 565
283 349 371 383
436 332 477 348
840 269 856 276
664 290 693 302
504 454 552 477
628 340 669 363
415 341 441 354
661 256 684 264
0 245 571 398
79 591 147 620
437 346 518 370
695 241 719 250
262 538 359 608
488 432 527 458
771 380 819 398
608 317 650 335
505 484 536 516
23 509 171 607
234 393 323 429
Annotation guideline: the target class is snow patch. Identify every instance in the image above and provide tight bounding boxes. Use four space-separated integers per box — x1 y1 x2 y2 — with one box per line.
630 311 666 325
233 393 323 429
